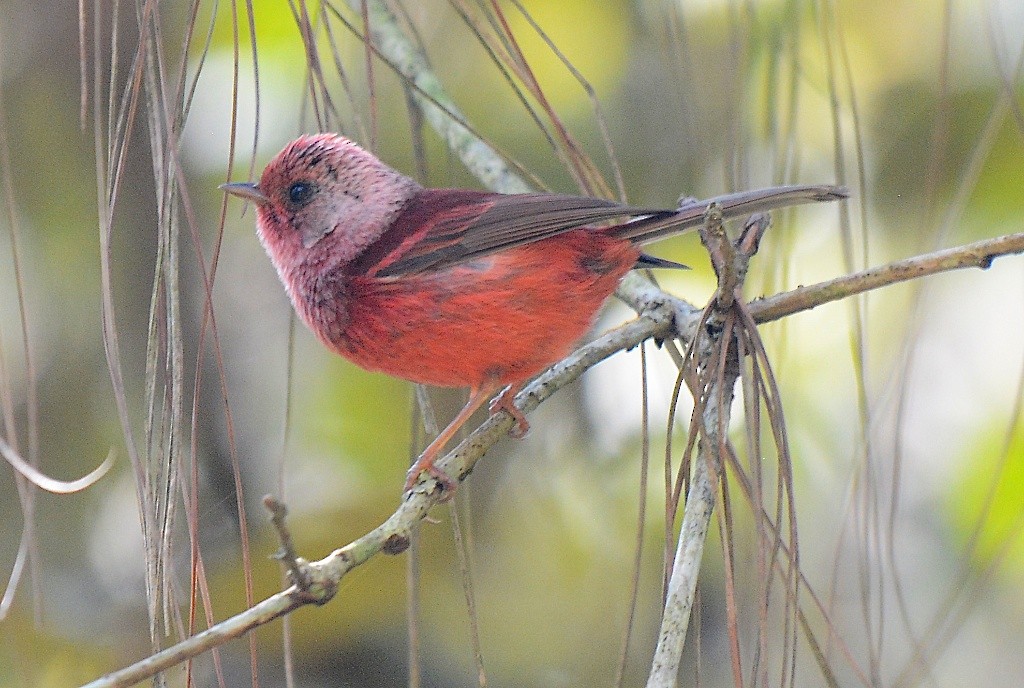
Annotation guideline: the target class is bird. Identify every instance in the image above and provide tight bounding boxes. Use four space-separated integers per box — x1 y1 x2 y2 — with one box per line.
222 133 844 494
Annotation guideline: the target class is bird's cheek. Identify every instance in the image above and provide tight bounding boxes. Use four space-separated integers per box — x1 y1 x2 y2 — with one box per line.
301 224 335 248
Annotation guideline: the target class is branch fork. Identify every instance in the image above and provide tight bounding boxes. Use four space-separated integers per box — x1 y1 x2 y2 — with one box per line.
648 207 767 688
264 496 337 605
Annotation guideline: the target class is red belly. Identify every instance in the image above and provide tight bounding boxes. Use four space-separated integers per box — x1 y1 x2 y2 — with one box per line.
328 229 638 389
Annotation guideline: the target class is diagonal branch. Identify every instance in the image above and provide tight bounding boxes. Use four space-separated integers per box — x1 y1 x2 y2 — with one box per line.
82 298 679 688
81 227 1024 688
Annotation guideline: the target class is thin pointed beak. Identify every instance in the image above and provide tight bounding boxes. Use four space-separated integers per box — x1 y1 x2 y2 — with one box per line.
220 181 270 204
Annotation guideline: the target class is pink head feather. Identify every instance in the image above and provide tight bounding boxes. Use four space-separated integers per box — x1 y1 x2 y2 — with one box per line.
253 134 422 280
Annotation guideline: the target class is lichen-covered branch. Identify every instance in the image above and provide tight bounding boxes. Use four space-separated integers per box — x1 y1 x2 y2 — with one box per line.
748 231 1024 323
82 221 1024 688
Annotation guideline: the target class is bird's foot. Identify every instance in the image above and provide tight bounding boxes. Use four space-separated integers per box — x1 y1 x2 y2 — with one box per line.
404 457 457 498
489 385 530 439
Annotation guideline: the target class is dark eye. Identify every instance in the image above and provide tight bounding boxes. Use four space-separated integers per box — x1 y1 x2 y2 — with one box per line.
287 181 316 206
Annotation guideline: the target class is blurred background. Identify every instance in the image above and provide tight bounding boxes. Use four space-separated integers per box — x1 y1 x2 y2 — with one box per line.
1 0 1023 686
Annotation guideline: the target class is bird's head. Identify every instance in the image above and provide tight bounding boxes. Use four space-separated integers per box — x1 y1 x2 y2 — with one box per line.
222 133 421 273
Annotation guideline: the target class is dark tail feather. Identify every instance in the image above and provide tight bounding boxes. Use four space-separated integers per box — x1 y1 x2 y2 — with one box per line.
612 184 848 245
636 253 689 270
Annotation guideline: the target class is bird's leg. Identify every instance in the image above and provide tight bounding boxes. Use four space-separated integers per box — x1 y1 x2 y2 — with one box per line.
488 384 529 439
404 382 500 494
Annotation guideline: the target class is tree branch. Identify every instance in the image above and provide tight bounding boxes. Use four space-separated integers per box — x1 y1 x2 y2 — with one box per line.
748 232 1024 323
82 300 677 688
82 226 1024 688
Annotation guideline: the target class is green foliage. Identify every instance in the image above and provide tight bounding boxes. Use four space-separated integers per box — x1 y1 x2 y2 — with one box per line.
306 356 412 481
950 421 1024 575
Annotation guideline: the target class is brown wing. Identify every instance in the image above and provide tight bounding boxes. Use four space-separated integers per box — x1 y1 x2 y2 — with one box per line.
346 188 673 278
